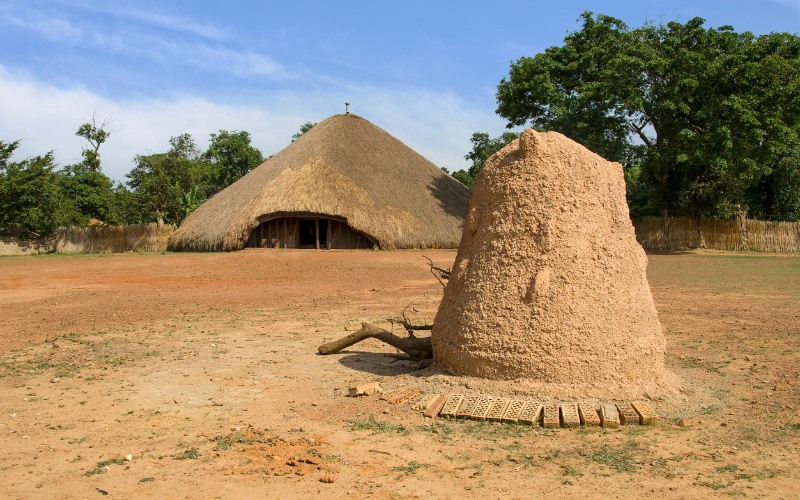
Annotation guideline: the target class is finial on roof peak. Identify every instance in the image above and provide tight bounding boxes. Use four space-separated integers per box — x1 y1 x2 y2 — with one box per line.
345 102 350 114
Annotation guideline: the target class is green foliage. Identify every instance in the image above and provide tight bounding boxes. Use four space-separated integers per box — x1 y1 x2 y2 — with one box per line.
292 121 316 142
171 448 200 460
390 461 430 475
0 140 78 235
203 130 264 194
496 12 800 220
58 163 120 224
451 131 519 189
127 134 213 225
75 117 110 173
584 444 638 472
347 415 409 435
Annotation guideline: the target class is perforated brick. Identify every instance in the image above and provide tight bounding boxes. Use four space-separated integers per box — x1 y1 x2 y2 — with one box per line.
501 399 527 423
518 401 543 426
631 401 658 425
616 403 640 425
486 398 511 422
439 394 464 419
456 395 480 419
543 404 560 429
600 404 620 429
578 403 601 426
469 395 494 421
423 395 447 418
560 403 580 428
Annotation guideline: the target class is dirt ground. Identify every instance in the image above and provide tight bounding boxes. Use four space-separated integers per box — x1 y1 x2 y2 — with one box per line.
0 249 798 499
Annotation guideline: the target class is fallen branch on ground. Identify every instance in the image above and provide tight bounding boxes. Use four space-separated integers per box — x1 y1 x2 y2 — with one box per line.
318 323 433 360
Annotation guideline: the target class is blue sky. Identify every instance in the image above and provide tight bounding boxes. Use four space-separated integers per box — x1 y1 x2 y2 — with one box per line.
1 0 798 182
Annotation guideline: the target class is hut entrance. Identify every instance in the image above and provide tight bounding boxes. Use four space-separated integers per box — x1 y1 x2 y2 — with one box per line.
247 215 376 249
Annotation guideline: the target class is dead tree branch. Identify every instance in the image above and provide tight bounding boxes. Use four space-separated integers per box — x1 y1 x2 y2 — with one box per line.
423 255 450 288
318 323 432 359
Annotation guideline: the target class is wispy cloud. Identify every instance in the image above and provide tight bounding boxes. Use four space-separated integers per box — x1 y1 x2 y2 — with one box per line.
0 65 504 183
1 1 284 80
772 0 800 9
1 10 85 43
56 0 230 40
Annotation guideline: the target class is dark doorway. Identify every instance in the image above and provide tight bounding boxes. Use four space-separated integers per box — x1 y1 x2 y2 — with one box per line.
299 219 316 248
318 219 328 249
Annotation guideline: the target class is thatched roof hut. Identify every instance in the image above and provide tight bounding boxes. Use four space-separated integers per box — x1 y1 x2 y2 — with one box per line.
168 113 470 251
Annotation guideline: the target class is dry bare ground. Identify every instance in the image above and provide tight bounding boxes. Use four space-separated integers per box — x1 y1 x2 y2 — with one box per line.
0 249 798 499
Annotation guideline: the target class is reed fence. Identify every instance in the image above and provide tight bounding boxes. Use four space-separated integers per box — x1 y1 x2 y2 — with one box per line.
54 223 175 253
633 217 800 252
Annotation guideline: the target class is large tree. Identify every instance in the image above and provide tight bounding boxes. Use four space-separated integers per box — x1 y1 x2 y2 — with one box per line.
203 130 264 194
127 134 213 225
496 12 800 219
0 140 79 235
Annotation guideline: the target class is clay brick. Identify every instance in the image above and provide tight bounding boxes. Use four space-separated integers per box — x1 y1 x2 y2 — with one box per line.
486 398 511 422
470 395 494 421
381 389 419 405
439 394 464 419
616 403 640 425
578 403 601 426
501 399 527 423
348 382 380 397
600 404 620 429
542 404 560 429
456 395 480 419
518 401 543 426
631 401 658 425
413 393 439 411
560 403 580 428
423 395 447 418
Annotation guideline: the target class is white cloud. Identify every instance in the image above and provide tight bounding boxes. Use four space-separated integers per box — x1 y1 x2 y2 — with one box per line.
772 0 800 10
0 65 507 183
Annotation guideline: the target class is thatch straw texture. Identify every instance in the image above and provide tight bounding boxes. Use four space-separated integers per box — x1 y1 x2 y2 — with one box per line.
168 114 471 251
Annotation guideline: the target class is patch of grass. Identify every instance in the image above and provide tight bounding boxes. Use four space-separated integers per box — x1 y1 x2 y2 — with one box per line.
783 423 800 432
212 427 276 450
348 415 409 435
700 405 720 415
698 480 734 490
716 464 738 473
84 458 126 476
561 464 583 477
138 477 155 483
584 445 637 473
415 421 454 440
391 461 429 475
680 357 701 369
172 448 200 460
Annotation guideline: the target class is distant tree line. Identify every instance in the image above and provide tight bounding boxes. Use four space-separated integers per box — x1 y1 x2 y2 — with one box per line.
451 13 800 221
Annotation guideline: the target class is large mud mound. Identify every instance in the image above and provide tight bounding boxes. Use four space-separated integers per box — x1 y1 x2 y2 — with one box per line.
432 129 679 398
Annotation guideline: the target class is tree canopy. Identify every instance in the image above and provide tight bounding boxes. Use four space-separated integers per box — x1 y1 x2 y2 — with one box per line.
496 12 800 219
450 131 519 189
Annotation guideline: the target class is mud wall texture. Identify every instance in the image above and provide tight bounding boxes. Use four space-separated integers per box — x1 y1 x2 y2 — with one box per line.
432 129 678 397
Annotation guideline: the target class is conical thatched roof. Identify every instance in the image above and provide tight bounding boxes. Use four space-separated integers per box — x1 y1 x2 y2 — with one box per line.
168 113 471 251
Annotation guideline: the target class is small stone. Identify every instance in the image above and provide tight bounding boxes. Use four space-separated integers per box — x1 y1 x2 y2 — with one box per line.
774 384 784 391
51 378 61 383
125 454 133 461
320 475 334 483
